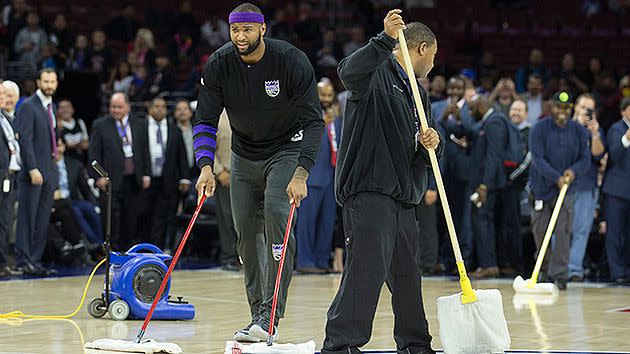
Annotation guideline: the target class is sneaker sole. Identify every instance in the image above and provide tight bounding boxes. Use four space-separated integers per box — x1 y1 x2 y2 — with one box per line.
233 330 261 343
249 324 278 342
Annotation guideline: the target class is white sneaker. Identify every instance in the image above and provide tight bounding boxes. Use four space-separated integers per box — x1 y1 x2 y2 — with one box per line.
249 323 278 342
233 321 261 342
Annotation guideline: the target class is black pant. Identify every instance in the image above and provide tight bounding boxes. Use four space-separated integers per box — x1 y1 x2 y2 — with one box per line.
0 173 16 265
51 198 84 245
497 186 524 272
416 199 438 274
102 175 142 251
322 192 432 353
15 172 56 268
141 177 177 249
215 182 238 264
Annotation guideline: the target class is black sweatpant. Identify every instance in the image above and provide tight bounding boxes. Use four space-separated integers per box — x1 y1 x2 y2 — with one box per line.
322 192 432 354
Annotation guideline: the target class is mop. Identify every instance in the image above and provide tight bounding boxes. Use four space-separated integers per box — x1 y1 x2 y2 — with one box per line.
84 194 207 354
227 203 316 353
398 29 510 353
513 182 570 296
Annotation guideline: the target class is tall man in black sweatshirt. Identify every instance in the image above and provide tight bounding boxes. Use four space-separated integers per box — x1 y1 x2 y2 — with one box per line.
193 3 324 343
322 10 443 354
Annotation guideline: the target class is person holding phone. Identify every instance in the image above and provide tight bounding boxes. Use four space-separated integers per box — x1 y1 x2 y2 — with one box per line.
568 93 606 282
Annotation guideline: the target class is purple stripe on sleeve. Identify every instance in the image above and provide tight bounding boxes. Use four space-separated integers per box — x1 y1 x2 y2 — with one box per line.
193 136 217 150
195 150 215 162
193 124 218 136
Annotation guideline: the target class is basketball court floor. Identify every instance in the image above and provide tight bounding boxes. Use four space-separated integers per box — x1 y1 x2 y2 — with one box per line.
1 269 629 353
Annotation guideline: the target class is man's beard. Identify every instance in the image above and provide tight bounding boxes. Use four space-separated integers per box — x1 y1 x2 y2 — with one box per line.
320 101 331 110
236 34 262 56
41 88 55 97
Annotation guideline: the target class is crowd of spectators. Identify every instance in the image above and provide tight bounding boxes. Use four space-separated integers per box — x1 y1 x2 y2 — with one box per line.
0 0 628 283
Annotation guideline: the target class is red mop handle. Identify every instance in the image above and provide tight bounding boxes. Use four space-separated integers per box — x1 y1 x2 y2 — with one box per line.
267 203 296 346
136 194 207 343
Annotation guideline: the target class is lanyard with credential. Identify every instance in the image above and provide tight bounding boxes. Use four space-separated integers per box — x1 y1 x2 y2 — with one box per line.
116 120 131 146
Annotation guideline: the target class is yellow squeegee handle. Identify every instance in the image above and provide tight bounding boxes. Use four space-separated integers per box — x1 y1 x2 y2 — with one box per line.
398 29 477 304
528 181 570 288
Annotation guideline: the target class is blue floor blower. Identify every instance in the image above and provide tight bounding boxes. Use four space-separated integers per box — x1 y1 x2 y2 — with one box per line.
87 162 194 321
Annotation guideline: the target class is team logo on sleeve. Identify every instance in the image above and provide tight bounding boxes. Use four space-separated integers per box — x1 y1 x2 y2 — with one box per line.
265 80 280 97
272 243 283 261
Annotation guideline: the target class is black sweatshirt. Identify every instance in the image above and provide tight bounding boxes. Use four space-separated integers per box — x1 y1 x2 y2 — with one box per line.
335 32 444 206
193 38 324 172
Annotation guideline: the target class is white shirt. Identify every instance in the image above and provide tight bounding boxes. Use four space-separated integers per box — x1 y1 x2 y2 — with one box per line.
0 112 21 172
622 117 630 148
148 116 168 177
36 89 55 129
527 94 543 125
61 118 89 145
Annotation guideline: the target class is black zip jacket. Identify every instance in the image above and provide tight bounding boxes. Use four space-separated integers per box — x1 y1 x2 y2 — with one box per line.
335 32 444 206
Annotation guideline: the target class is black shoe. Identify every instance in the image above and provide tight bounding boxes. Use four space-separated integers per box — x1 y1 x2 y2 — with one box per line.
18 262 46 276
398 344 436 354
569 275 584 282
221 260 242 272
554 278 567 290
0 265 23 277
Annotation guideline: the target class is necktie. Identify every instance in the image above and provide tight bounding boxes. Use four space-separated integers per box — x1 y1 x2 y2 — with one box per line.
327 122 337 167
47 104 58 158
154 123 165 176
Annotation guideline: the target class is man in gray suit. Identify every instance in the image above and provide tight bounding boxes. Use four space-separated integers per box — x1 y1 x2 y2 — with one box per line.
13 69 60 276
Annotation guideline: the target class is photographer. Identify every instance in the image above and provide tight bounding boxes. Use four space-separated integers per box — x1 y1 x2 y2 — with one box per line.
489 77 520 116
568 93 605 282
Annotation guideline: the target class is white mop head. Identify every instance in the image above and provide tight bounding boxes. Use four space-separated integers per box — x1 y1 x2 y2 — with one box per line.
84 338 182 353
224 340 316 354
437 288 510 354
512 275 559 296
512 292 559 310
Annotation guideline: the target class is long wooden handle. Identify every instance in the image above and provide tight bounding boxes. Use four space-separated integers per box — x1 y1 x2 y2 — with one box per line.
398 29 476 303
397 30 462 264
528 182 570 287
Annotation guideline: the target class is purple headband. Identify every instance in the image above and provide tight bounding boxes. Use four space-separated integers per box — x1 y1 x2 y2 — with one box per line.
229 12 264 24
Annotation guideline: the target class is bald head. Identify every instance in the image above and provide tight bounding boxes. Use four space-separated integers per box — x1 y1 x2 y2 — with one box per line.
469 95 492 121
109 92 130 121
317 80 335 110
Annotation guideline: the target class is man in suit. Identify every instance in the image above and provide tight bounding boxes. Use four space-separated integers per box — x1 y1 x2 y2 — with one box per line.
13 69 60 276
295 79 340 274
214 109 240 271
431 76 476 271
467 94 510 278
142 97 189 249
89 92 150 250
0 82 23 277
602 97 630 284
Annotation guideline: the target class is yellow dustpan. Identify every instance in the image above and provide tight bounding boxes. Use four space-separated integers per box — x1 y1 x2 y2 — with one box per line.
398 28 510 353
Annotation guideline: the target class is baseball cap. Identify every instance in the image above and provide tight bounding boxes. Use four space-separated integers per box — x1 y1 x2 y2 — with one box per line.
552 91 573 107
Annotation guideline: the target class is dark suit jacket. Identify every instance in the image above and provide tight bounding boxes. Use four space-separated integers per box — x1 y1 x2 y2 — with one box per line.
469 110 509 190
308 117 341 188
13 94 59 184
145 117 188 196
432 99 477 182
602 119 630 201
63 157 96 204
0 113 13 179
88 115 150 192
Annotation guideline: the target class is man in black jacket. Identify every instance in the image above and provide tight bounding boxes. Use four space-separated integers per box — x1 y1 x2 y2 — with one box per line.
468 95 510 278
322 10 443 354
88 92 151 250
141 97 189 249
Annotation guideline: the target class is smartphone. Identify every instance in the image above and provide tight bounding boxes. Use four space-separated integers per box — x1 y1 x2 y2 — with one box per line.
585 108 594 120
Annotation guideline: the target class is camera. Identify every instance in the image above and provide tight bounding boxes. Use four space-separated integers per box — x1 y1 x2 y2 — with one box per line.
585 108 594 120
